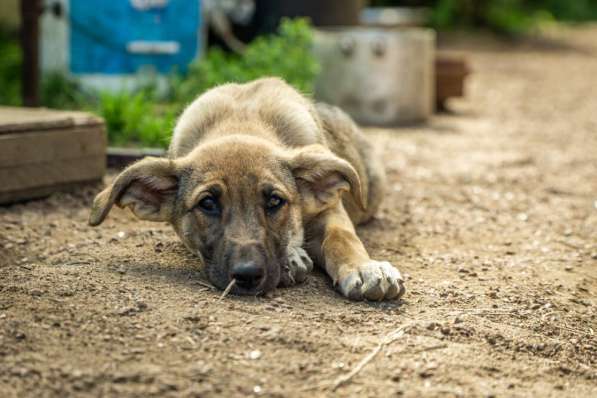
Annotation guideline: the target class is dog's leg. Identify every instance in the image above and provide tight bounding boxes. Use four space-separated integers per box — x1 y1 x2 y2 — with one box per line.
309 204 404 301
279 246 314 287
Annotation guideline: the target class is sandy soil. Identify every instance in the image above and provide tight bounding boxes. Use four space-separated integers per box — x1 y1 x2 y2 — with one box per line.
1 27 596 398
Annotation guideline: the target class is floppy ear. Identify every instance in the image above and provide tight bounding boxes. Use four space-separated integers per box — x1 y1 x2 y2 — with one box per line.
89 157 178 226
289 145 365 214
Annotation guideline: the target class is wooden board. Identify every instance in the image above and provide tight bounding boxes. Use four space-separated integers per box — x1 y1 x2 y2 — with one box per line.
436 54 471 108
0 127 106 168
0 106 106 204
0 106 103 133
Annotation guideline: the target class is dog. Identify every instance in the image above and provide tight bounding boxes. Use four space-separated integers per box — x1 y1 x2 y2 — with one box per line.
89 78 404 301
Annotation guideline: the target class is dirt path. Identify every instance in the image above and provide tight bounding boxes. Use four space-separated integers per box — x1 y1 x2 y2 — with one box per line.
1 27 596 397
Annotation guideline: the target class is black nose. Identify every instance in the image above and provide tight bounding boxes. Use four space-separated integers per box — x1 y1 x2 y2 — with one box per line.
230 262 264 289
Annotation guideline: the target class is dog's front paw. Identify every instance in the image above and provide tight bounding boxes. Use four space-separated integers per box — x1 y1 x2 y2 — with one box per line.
279 247 314 287
337 261 405 301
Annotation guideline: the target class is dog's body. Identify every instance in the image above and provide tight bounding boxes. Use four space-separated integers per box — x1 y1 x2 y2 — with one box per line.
90 78 404 300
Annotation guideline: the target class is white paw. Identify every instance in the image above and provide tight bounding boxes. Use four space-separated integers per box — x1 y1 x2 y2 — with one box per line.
337 260 405 301
280 247 314 286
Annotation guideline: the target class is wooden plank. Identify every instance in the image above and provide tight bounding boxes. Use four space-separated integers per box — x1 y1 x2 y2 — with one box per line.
0 127 106 167
0 106 103 134
0 155 105 193
0 180 101 205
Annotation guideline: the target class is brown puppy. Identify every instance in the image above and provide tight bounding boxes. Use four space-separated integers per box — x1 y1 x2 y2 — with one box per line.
89 78 404 300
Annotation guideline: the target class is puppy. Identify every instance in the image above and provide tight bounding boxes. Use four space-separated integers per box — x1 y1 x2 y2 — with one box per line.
89 78 404 300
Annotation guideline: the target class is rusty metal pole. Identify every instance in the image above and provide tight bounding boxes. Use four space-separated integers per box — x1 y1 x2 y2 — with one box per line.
21 0 41 107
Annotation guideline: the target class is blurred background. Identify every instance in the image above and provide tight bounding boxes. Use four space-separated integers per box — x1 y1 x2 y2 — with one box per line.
1 0 597 149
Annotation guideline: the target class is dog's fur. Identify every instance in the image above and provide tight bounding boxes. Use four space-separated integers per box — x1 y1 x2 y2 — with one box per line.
89 78 404 300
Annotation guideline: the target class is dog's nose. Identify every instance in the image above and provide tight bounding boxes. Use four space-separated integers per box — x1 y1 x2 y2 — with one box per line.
231 261 264 289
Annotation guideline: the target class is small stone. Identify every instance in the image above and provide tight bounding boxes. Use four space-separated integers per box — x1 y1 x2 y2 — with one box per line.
253 385 262 394
248 350 262 360
117 231 127 239
426 322 439 331
332 361 345 369
564 266 573 272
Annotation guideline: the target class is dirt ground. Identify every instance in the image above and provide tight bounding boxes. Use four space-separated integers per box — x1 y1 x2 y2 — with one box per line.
1 27 596 398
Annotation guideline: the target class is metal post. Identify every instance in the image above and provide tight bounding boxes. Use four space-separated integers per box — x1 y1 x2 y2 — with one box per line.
21 0 41 107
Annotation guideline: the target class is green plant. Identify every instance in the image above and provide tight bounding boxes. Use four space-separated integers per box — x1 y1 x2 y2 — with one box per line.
0 30 21 106
427 0 550 35
41 71 92 109
372 0 597 35
98 91 174 148
172 18 319 103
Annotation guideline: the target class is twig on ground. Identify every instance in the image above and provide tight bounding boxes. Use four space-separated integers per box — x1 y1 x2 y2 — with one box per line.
219 279 236 301
555 240 583 250
411 344 448 354
185 336 196 346
331 321 418 391
446 308 518 316
195 279 217 290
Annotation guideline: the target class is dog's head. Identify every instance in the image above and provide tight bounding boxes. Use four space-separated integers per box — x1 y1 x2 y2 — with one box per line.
89 135 363 295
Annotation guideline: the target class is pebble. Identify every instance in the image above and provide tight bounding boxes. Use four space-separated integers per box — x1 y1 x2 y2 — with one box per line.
248 350 262 360
332 361 345 369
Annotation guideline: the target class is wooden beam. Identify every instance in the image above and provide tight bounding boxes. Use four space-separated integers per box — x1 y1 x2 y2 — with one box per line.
20 0 41 107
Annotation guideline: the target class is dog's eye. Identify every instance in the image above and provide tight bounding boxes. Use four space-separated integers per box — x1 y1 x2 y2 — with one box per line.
197 196 221 216
265 194 286 212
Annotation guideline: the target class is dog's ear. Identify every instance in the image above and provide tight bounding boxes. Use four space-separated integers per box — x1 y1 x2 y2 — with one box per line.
89 157 178 226
288 145 365 214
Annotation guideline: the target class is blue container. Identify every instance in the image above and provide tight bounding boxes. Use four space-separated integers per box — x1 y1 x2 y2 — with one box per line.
68 0 202 75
